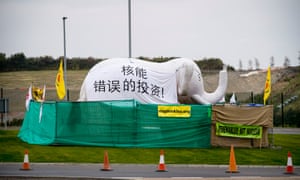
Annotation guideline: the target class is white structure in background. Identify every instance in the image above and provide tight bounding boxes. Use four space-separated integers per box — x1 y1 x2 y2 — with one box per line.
230 93 237 104
240 71 259 77
79 58 228 104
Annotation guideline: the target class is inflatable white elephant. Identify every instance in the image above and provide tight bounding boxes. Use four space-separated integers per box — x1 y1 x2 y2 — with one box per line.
79 58 227 104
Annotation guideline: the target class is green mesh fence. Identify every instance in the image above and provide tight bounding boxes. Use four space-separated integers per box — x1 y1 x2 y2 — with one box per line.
18 100 211 148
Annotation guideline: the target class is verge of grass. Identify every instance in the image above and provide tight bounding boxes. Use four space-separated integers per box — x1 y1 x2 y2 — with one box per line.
0 130 299 165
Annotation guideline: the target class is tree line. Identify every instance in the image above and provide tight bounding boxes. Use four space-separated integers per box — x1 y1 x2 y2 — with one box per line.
0 52 234 72
0 53 104 71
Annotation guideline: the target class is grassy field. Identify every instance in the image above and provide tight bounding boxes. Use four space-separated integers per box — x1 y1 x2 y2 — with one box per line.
0 70 88 90
0 130 299 165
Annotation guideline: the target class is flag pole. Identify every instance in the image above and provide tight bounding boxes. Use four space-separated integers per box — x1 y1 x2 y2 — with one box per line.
62 16 68 101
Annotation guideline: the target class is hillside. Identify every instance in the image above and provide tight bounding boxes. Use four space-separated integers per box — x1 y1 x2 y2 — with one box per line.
204 67 299 100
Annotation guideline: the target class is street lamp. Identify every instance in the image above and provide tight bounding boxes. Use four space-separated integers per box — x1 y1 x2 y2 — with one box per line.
62 16 68 101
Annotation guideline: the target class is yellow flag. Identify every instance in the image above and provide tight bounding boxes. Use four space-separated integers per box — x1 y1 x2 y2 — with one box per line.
263 66 271 105
56 60 66 100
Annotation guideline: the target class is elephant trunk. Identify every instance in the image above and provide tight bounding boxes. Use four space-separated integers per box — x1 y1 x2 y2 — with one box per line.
192 66 228 104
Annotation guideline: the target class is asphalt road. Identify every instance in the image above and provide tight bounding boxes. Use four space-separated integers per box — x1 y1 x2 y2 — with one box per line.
0 163 299 180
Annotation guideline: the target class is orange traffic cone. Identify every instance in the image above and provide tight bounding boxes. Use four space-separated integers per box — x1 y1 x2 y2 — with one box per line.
285 151 294 174
20 149 31 170
156 149 167 172
101 151 112 171
226 145 239 173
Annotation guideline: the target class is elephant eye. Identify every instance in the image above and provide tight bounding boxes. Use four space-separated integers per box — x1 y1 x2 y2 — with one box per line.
197 73 202 82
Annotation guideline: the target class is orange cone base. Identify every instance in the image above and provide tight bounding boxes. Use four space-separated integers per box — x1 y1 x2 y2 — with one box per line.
156 170 168 172
20 164 31 171
20 168 32 171
101 168 113 171
226 170 239 173
156 169 168 172
284 166 294 174
156 164 167 172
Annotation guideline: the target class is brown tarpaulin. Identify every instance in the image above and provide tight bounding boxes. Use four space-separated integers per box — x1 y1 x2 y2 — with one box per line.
211 105 273 147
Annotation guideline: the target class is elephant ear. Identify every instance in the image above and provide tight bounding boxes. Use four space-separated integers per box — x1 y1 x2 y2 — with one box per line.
176 60 195 96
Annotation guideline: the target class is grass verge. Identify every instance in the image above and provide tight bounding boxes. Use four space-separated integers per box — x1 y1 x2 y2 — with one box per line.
0 130 299 165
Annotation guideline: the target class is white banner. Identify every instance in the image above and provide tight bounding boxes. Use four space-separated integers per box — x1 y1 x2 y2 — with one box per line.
81 59 178 104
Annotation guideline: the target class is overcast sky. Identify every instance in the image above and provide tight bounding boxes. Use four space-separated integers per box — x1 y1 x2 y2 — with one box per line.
0 0 299 69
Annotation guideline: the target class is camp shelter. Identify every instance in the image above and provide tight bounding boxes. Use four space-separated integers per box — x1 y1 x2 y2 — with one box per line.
211 104 273 148
18 100 212 148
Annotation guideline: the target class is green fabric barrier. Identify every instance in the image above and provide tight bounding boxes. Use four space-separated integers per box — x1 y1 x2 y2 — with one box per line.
18 101 56 145
18 100 211 148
